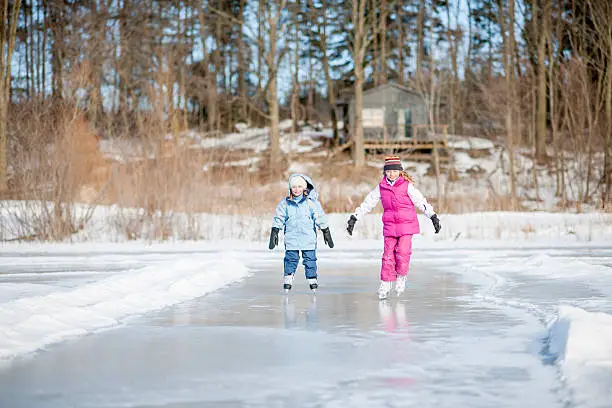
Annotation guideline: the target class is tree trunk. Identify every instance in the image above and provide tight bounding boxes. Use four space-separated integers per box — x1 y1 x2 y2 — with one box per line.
35 0 42 96
351 0 370 168
397 3 404 84
210 19 222 132
267 3 282 177
498 0 518 207
380 0 387 84
317 0 339 145
372 4 380 86
50 0 64 101
237 0 247 122
353 67 365 168
42 0 47 94
291 20 299 134
446 2 457 134
605 39 612 206
535 0 548 163
26 0 33 97
0 0 23 191
257 0 264 125
416 0 426 81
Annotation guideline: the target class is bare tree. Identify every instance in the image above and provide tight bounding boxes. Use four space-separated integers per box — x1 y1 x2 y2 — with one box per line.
416 0 426 81
263 0 288 177
585 0 612 206
237 0 248 121
1 0 23 191
548 0 565 207
311 0 341 145
497 0 518 207
534 0 549 163
445 0 464 135
348 0 379 168
380 0 388 84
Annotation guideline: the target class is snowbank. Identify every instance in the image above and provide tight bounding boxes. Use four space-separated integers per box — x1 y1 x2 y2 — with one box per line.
2 202 611 243
0 254 250 361
546 306 612 408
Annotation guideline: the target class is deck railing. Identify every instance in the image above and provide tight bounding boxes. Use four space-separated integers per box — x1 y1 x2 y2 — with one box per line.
363 124 448 148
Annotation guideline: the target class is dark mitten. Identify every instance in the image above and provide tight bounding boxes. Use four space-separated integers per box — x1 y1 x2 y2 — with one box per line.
322 227 334 248
268 227 280 249
347 215 357 236
431 214 441 234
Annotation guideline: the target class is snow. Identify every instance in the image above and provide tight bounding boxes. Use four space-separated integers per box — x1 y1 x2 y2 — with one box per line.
2 200 612 243
174 126 325 155
287 161 317 174
547 306 612 408
427 244 612 408
447 134 496 150
0 253 250 362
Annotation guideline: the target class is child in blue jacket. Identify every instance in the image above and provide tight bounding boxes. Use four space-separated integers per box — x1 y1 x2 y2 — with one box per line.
269 174 334 292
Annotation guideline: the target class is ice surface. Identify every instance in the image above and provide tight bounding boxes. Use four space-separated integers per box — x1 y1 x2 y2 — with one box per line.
0 243 610 407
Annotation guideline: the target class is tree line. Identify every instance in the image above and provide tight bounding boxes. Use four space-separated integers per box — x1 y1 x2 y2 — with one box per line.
1 0 611 208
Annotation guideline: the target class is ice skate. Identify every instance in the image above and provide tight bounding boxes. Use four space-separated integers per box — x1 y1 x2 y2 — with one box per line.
308 278 318 293
395 274 407 296
283 274 294 292
378 281 392 300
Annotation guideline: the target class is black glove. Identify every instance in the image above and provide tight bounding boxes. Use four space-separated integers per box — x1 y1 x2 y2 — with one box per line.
431 214 441 234
322 227 334 248
268 227 279 249
347 215 357 236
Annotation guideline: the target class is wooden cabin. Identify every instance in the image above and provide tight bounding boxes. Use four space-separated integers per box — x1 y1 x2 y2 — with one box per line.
336 83 448 152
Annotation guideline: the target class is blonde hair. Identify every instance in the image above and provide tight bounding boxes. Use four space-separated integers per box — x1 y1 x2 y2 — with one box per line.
400 171 414 183
384 169 415 184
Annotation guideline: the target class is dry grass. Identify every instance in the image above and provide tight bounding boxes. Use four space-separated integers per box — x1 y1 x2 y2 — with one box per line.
4 90 609 241
440 191 525 214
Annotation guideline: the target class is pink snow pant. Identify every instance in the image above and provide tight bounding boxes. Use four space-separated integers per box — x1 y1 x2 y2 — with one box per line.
381 235 413 282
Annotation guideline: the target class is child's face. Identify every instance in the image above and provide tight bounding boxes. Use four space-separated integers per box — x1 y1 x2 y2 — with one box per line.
291 185 305 196
385 170 400 180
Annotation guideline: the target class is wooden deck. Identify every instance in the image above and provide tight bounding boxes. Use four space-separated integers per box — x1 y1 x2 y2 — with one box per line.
364 124 448 150
364 140 445 149
328 124 449 161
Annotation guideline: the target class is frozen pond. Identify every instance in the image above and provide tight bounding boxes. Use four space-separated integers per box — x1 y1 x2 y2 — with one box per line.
1 243 611 407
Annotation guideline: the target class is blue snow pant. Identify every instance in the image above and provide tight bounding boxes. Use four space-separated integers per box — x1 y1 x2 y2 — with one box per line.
284 250 317 279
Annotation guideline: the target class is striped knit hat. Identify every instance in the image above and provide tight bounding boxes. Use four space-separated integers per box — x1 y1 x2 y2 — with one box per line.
383 155 403 171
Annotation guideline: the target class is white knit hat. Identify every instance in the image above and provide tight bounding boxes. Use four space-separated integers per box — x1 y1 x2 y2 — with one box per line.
290 175 307 189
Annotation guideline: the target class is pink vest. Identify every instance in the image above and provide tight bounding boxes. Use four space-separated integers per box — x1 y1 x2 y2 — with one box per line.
379 176 420 237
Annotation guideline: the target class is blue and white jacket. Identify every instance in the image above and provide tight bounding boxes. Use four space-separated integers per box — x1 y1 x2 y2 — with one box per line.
272 174 329 250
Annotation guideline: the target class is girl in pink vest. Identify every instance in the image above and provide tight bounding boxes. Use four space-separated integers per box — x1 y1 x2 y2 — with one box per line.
346 156 441 299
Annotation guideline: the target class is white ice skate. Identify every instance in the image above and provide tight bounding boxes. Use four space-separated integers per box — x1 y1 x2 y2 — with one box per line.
307 278 318 293
378 281 392 300
395 275 407 296
283 274 295 292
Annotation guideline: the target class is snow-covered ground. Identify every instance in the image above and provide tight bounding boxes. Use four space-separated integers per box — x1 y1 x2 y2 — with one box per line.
99 125 609 212
1 238 611 407
2 200 612 243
